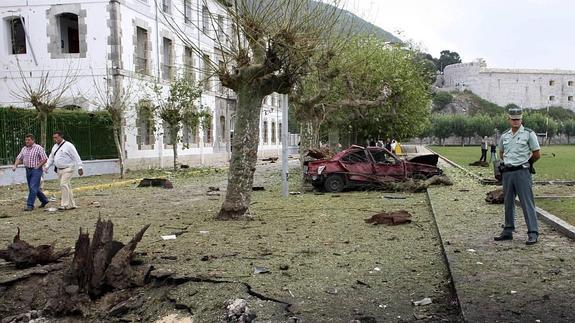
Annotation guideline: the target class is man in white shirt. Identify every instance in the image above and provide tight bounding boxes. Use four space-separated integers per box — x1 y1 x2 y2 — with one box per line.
44 131 84 210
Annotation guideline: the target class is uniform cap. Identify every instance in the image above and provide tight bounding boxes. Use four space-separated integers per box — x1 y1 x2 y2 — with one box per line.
508 107 522 119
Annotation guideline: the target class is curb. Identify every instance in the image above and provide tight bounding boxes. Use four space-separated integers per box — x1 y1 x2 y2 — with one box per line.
425 189 467 322
536 206 575 240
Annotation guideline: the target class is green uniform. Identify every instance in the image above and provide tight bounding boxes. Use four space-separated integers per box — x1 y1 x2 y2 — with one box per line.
498 125 540 166
498 125 540 236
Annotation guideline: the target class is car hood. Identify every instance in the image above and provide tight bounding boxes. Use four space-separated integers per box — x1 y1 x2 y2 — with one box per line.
407 154 439 166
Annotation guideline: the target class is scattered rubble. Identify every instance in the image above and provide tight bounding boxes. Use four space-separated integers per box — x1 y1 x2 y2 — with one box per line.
485 189 504 204
0 228 71 269
225 298 256 323
137 178 174 189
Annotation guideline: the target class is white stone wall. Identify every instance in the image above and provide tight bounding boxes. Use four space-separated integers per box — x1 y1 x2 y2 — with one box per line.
0 0 285 169
442 60 575 111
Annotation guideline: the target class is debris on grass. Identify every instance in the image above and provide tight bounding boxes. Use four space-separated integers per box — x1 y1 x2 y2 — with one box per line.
225 298 256 323
253 266 270 274
252 187 265 191
365 210 412 226
412 297 432 306
469 161 489 167
485 189 504 204
161 235 177 240
0 228 72 269
137 178 174 189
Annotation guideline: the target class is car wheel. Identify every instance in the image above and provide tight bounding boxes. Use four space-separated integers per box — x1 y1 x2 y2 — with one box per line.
412 173 428 181
324 174 345 193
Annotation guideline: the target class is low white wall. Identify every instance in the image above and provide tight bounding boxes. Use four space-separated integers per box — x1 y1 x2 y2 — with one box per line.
0 159 120 186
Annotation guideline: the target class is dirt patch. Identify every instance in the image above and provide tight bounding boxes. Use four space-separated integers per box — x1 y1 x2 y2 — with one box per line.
0 164 460 322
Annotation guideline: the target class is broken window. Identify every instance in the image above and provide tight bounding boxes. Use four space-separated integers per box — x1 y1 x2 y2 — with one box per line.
162 37 173 80
549 80 555 86
8 17 26 54
569 81 574 86
278 123 282 142
217 15 224 41
135 27 148 74
184 47 194 81
263 121 268 143
549 95 555 101
58 13 79 54
341 150 368 163
271 122 276 144
136 100 155 147
204 120 213 144
370 149 396 164
163 122 172 145
569 96 573 102
184 0 192 24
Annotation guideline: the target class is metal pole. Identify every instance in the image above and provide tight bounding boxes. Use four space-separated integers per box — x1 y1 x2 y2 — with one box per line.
281 94 289 197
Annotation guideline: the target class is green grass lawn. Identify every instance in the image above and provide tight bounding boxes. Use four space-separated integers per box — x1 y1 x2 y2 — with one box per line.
536 198 575 226
429 145 575 181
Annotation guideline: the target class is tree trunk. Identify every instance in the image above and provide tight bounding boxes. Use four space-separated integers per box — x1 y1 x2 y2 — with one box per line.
298 118 321 168
171 125 179 170
112 126 126 179
218 88 263 220
39 110 48 148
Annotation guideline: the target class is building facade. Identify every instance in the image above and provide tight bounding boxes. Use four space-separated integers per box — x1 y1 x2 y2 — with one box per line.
0 0 286 168
438 59 575 111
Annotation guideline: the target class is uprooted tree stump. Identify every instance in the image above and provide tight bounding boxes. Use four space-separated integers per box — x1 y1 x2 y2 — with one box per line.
0 219 151 320
0 228 72 269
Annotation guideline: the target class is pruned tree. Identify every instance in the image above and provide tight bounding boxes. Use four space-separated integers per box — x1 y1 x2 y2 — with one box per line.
11 59 79 147
89 66 138 178
151 78 204 170
160 0 347 219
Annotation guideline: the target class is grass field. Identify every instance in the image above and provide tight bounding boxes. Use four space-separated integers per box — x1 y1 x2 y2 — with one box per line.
537 198 575 226
429 145 575 181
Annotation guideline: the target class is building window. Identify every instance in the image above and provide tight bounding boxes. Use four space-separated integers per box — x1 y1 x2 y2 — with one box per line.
184 47 194 81
184 0 192 24
58 13 79 53
569 81 574 86
263 121 268 144
549 95 555 101
569 96 573 102
204 119 212 144
278 122 282 142
549 80 555 86
162 0 171 14
162 37 173 80
220 116 226 142
202 6 210 34
136 100 155 148
135 27 148 74
8 18 26 54
202 54 210 90
271 122 276 144
183 125 198 146
217 15 224 41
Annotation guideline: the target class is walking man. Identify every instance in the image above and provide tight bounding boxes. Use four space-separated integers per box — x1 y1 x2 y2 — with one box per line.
44 131 84 210
494 107 541 245
479 136 488 162
12 134 49 211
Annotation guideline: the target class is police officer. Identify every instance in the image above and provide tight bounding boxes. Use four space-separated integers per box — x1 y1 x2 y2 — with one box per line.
494 107 541 245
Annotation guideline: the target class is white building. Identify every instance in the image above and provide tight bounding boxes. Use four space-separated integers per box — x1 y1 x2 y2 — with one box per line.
438 59 575 111
0 0 286 169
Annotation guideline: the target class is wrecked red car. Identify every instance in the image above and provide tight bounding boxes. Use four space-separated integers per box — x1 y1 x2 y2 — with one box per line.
304 145 443 192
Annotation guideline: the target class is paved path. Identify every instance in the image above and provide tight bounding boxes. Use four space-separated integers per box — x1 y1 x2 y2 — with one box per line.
427 159 575 322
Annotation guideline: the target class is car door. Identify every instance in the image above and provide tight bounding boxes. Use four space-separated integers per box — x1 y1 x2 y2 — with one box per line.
338 148 374 181
369 147 405 180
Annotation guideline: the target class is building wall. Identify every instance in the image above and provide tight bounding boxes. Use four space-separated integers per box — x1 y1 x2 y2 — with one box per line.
442 60 575 111
0 0 285 170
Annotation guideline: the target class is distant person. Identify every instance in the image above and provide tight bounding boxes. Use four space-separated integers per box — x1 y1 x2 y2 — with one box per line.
490 142 497 162
390 139 397 152
385 138 392 151
369 139 376 147
12 134 49 211
44 131 84 211
494 107 540 245
376 139 384 148
480 136 488 162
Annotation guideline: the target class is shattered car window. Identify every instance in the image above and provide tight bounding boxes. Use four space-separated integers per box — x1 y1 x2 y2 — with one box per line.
340 150 368 163
370 149 397 164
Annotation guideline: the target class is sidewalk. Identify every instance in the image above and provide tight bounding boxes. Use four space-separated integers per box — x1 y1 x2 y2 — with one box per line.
428 166 575 322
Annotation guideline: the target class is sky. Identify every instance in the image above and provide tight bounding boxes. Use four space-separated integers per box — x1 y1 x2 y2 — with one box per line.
345 0 575 70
